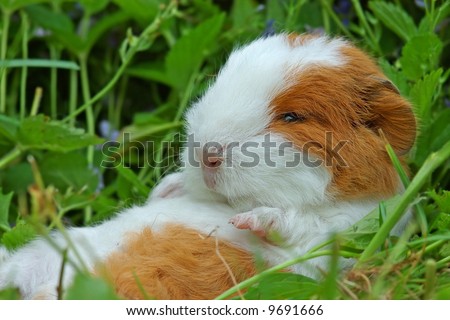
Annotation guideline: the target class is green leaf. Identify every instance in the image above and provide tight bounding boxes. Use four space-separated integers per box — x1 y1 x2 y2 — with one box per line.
25 4 83 53
369 1 417 41
0 162 33 193
126 62 172 86
436 285 450 300
244 273 318 299
17 115 104 152
40 152 99 192
0 189 13 231
0 0 47 11
409 69 443 122
1 221 36 250
429 190 450 214
84 11 130 54
65 273 119 300
438 242 450 259
78 0 110 15
400 33 443 81
266 0 286 24
231 0 258 30
112 0 159 25
165 13 225 90
132 112 167 126
115 166 150 197
0 114 19 145
419 1 450 33
26 4 74 34
340 196 402 251
413 109 450 166
0 287 21 300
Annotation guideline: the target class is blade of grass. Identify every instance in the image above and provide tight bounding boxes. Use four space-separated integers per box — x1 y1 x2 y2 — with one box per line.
350 0 382 54
382 131 428 236
215 249 357 300
358 140 450 265
0 59 79 70
19 11 29 119
423 259 437 299
319 0 355 40
0 8 11 113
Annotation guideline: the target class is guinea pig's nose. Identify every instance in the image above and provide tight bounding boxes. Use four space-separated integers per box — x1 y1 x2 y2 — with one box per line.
202 145 224 168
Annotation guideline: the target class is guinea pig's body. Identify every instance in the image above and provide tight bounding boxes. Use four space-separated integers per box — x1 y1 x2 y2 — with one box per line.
0 34 416 299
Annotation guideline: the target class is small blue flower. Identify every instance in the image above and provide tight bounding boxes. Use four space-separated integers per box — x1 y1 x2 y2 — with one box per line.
90 164 105 193
334 0 352 15
445 98 450 108
414 0 426 9
262 19 276 38
99 119 119 141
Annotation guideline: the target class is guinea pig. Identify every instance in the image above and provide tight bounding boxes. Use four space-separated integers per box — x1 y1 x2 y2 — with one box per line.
0 33 416 300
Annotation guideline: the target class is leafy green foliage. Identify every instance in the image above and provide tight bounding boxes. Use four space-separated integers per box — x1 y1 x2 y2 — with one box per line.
0 189 13 231
368 2 417 41
17 115 104 152
65 273 119 300
0 287 21 300
1 221 36 250
165 13 225 90
400 34 443 81
244 273 319 299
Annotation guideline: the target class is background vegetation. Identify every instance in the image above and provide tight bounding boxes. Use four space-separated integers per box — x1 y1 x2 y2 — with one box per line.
0 0 449 299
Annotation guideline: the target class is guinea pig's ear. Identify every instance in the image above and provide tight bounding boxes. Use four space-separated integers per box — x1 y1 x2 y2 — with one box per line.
363 77 417 155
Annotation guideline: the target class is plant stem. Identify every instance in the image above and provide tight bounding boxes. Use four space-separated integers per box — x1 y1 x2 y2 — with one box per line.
62 3 176 123
423 259 436 299
358 140 450 265
319 0 355 40
114 75 128 129
78 54 94 224
384 140 428 236
20 10 29 119
30 87 43 116
50 46 60 119
0 147 22 170
350 0 382 54
215 249 356 300
0 9 11 113
79 54 94 166
68 68 78 127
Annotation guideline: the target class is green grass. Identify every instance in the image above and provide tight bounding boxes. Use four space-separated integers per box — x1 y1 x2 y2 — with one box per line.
0 0 449 299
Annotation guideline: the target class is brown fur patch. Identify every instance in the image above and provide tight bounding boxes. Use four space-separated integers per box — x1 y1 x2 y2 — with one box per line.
287 33 320 46
99 224 256 299
269 39 416 200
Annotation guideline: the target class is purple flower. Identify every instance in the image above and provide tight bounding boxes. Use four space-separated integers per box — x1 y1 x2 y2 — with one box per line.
262 19 276 38
334 0 352 15
445 98 450 108
99 119 119 141
90 164 105 193
414 0 426 9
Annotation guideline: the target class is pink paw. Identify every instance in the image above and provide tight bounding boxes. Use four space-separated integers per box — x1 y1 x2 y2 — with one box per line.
229 207 285 243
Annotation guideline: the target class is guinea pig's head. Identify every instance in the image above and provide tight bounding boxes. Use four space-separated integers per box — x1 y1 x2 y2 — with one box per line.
182 34 416 211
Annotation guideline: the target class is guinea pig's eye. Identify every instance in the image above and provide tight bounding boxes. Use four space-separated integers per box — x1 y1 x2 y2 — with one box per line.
282 112 306 123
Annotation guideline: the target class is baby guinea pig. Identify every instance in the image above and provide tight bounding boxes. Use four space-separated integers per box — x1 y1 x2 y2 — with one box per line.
154 32 417 268
106 33 416 297
0 33 416 299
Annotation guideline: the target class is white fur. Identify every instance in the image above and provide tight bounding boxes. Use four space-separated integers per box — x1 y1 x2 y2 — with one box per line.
0 34 408 299
0 195 252 299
